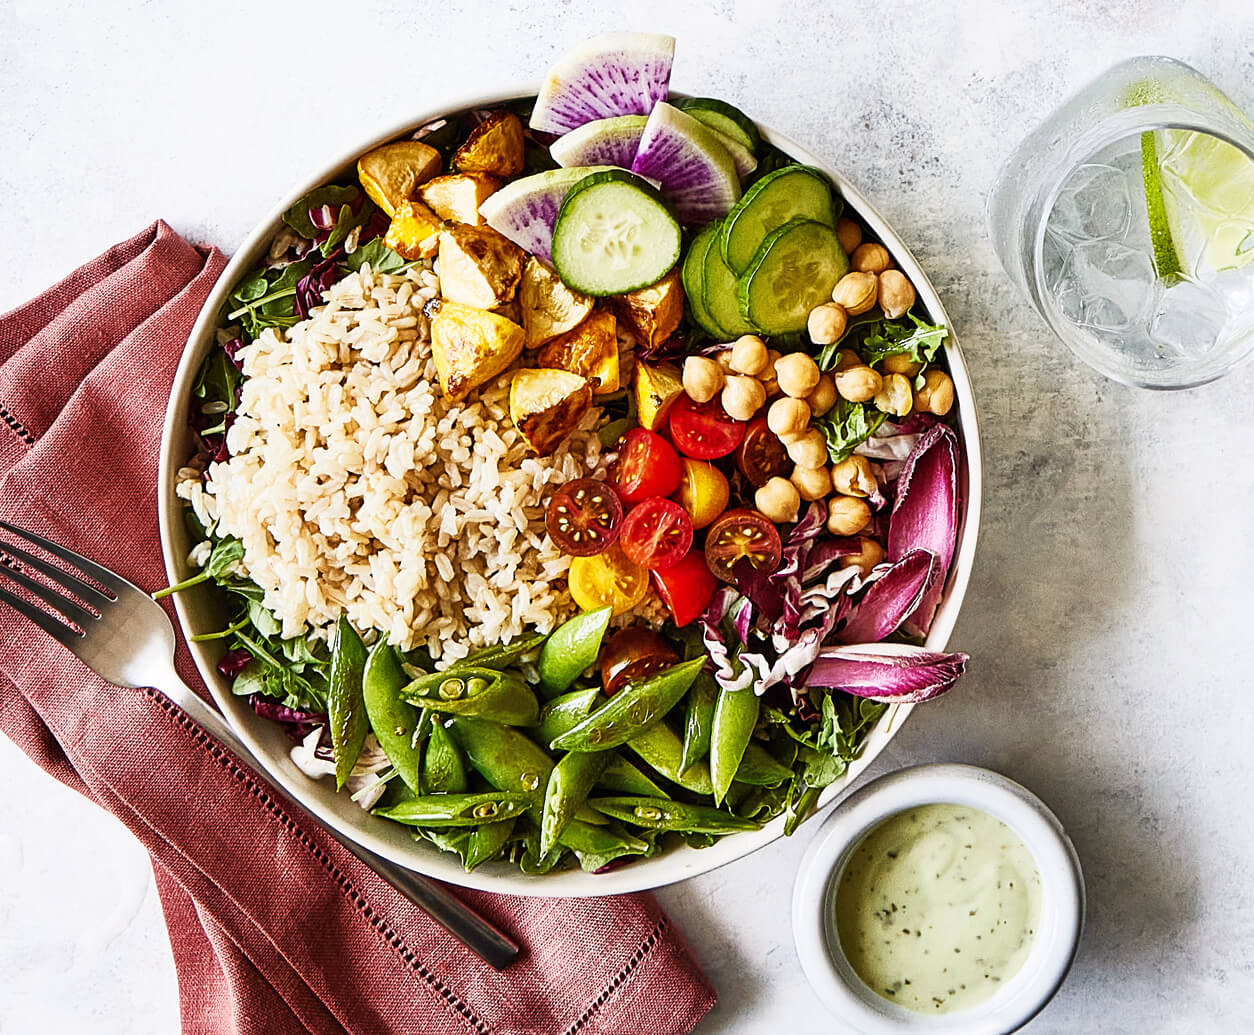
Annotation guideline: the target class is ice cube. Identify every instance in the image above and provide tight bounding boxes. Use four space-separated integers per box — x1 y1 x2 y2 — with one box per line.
1148 278 1228 358
1048 164 1131 242
1063 240 1160 331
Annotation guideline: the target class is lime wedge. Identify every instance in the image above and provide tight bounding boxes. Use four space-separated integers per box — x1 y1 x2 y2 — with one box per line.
1141 131 1185 280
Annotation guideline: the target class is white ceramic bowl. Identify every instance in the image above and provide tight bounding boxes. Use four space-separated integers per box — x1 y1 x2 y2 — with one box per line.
792 764 1085 1033
157 90 984 896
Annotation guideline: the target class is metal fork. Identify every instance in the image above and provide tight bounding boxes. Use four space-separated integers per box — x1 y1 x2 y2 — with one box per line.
0 520 518 970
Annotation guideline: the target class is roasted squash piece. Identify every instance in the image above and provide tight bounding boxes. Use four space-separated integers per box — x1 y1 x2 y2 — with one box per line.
633 361 684 431
384 200 444 260
519 258 594 348
611 266 685 350
453 112 526 178
437 224 527 309
357 141 443 217
416 173 500 225
509 368 593 456
537 309 620 396
429 301 525 401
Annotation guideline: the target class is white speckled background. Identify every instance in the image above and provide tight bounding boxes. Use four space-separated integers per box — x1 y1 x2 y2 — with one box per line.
3 1 1254 1031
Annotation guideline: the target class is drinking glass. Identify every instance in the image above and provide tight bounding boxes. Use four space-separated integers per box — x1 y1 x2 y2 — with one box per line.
988 57 1254 389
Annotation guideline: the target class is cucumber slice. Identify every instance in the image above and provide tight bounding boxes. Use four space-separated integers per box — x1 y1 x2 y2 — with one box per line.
552 170 681 296
720 165 839 273
682 223 725 337
736 218 849 335
703 221 758 337
676 97 762 156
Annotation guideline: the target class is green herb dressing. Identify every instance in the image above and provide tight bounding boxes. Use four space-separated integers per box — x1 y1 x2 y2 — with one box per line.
834 803 1041 1015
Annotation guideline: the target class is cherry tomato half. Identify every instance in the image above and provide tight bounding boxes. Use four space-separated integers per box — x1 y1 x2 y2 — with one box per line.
610 428 683 504
546 478 623 556
599 627 681 696
674 457 730 530
667 395 746 460
736 415 790 488
704 508 783 583
568 542 650 615
652 547 718 627
619 497 694 571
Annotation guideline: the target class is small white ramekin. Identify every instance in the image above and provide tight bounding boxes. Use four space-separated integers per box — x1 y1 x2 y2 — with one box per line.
792 764 1084 1034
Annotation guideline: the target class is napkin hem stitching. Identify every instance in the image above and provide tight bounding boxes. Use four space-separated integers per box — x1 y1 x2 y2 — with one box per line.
561 915 668 1035
0 404 35 445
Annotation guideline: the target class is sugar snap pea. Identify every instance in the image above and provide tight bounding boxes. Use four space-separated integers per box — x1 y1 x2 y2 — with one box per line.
464 817 518 870
374 791 532 826
626 719 713 795
559 819 651 873
732 742 794 787
422 720 468 794
537 606 612 698
710 686 760 805
362 641 424 793
448 632 548 672
680 672 717 775
550 658 705 752
447 715 554 801
597 754 670 798
535 687 602 745
540 751 609 855
327 615 368 790
402 667 539 726
588 796 761 834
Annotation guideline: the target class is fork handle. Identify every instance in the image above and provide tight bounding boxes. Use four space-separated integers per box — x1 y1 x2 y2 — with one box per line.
148 670 520 970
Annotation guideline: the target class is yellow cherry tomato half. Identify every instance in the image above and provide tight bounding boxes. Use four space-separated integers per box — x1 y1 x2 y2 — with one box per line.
568 542 650 615
674 458 730 530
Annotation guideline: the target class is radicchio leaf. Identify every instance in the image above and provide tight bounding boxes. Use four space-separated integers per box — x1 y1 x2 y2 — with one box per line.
806 643 968 703
250 695 328 735
837 549 937 644
217 648 253 679
887 424 960 637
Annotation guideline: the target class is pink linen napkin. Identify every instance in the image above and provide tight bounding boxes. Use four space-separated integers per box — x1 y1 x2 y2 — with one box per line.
0 221 716 1035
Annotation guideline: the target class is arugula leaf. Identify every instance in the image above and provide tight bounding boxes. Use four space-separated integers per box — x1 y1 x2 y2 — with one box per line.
860 313 948 367
815 398 887 464
192 347 241 411
282 185 360 238
226 259 314 338
153 536 243 599
344 238 408 274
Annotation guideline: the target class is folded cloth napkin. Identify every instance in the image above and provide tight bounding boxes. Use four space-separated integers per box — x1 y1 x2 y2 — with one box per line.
0 222 716 1035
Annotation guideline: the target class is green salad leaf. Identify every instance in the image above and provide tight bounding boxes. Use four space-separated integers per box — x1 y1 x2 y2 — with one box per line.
344 238 408 275
860 313 949 367
815 398 887 464
283 185 361 238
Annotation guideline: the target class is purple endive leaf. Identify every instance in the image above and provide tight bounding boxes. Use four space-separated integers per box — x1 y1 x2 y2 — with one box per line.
807 643 968 703
838 549 937 644
802 537 863 583
887 424 960 637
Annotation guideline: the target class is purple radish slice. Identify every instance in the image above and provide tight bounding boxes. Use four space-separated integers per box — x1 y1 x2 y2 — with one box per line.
837 549 936 644
550 114 648 169
806 643 969 703
631 102 742 226
530 32 676 134
479 166 614 262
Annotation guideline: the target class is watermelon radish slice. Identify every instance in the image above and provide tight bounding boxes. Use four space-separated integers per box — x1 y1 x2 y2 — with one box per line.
479 166 614 262
529 33 676 135
630 102 742 226
550 115 648 169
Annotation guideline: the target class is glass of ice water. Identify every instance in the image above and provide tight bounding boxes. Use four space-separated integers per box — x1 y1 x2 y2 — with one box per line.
988 57 1254 389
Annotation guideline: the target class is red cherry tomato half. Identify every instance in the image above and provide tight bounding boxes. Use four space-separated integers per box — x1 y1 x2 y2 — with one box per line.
704 508 783 583
619 497 694 571
652 547 718 626
610 428 683 504
667 395 746 460
599 626 682 695
736 415 791 488
545 478 623 557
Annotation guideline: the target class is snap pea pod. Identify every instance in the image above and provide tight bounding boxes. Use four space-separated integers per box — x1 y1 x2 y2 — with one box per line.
732 742 794 787
422 720 468 794
447 632 548 672
540 751 609 855
626 719 714 796
536 606 612 698
597 754 670 798
374 791 532 826
680 672 717 775
464 817 517 870
550 658 705 752
362 641 424 793
327 615 368 790
447 716 554 800
784 783 823 836
535 687 602 745
710 686 760 805
559 819 651 873
588 797 761 834
402 667 539 726
519 823 566 875
413 827 473 865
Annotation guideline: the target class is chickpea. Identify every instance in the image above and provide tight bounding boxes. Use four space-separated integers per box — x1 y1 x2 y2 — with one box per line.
786 428 828 470
851 242 892 275
915 369 956 416
831 348 862 373
775 352 821 399
835 365 883 403
791 464 832 502
836 216 863 255
767 396 811 442
873 372 914 417
729 334 769 376
826 495 872 536
715 349 736 372
755 476 801 524
830 454 878 497
808 374 838 416
721 374 767 421
882 352 923 377
877 268 917 319
806 302 848 346
838 536 887 577
682 355 724 403
759 350 783 396
831 271 878 315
